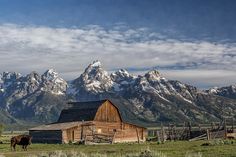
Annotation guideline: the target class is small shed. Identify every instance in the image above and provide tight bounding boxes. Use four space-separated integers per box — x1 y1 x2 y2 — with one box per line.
29 99 147 144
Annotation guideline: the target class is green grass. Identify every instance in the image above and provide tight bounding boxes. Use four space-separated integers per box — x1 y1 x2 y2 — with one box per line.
0 135 236 157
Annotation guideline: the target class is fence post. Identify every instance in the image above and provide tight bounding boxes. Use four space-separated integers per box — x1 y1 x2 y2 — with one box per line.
206 129 210 140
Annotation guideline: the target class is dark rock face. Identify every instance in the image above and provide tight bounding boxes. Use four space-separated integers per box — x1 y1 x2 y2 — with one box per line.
0 61 235 126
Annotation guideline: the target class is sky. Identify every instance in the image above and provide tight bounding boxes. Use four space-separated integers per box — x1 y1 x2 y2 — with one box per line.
0 0 235 88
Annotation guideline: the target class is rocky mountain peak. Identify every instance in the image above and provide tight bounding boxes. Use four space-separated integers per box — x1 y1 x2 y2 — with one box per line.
2 72 21 82
82 60 110 82
207 87 219 94
111 69 133 83
90 60 102 68
26 71 41 82
40 69 67 95
144 69 161 81
1 62 236 125
206 84 236 99
71 61 113 94
42 69 59 81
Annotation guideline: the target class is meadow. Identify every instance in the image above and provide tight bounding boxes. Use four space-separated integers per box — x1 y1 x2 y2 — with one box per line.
0 133 236 157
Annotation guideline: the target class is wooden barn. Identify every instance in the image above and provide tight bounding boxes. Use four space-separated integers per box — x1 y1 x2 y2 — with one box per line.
29 99 147 144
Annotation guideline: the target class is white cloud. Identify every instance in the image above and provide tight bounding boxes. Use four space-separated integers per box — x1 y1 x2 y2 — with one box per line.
0 23 235 87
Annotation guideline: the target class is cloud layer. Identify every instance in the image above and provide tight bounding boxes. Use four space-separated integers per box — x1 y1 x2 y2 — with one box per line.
0 24 235 88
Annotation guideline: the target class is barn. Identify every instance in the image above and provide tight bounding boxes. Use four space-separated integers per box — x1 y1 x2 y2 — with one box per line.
29 99 147 144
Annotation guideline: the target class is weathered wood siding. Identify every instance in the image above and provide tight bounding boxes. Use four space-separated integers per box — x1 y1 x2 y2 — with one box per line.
92 121 147 143
94 101 121 122
29 130 62 144
62 126 82 143
114 123 146 143
29 100 147 144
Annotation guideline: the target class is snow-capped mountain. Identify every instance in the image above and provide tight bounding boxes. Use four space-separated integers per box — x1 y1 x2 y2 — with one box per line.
67 61 236 124
206 85 236 100
0 61 235 126
0 69 67 124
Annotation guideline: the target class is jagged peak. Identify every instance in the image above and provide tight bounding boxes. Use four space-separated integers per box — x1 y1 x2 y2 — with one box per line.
27 71 40 76
44 68 58 75
207 87 219 94
110 69 134 83
144 69 161 80
118 69 130 76
1 71 21 80
82 60 109 78
26 71 41 81
42 69 59 79
228 85 236 89
112 69 130 77
90 60 102 68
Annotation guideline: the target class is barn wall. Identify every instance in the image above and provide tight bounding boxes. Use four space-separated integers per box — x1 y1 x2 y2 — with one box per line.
94 101 121 122
91 121 147 143
62 126 82 143
92 100 147 142
30 121 147 144
114 123 147 143
29 130 62 144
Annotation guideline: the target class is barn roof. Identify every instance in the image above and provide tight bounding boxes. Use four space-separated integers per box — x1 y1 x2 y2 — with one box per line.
57 100 107 123
57 99 143 127
29 121 81 131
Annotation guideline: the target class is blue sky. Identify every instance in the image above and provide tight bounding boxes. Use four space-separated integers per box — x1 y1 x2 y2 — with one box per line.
0 0 235 88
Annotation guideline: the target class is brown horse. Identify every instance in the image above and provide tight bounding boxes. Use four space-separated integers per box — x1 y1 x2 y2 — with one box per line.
11 135 32 151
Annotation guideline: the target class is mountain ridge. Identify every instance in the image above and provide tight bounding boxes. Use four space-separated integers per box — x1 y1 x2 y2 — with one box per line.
0 61 235 127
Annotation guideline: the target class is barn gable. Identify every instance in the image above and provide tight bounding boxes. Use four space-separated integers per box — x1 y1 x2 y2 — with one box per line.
57 99 138 125
57 100 106 123
94 100 122 122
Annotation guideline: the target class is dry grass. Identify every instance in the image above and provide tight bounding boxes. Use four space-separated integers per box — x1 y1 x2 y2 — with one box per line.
0 138 235 157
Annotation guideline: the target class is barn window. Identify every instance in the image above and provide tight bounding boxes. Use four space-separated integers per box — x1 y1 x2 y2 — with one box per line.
97 129 102 133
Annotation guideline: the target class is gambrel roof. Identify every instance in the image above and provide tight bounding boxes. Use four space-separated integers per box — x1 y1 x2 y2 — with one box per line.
57 99 143 127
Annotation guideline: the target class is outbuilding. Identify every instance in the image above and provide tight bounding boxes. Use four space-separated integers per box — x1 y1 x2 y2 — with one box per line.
29 99 147 144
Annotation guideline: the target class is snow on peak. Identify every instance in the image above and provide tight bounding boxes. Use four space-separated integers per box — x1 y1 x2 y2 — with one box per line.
83 60 104 76
40 69 67 95
90 60 101 68
2 71 21 81
43 69 59 80
208 87 219 94
111 69 134 83
118 69 130 77
71 61 113 94
145 69 161 81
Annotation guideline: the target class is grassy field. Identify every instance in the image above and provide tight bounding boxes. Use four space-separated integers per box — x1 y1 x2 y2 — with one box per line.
0 134 236 157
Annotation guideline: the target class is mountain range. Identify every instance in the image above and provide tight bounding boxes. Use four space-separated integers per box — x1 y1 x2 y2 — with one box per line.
0 61 235 128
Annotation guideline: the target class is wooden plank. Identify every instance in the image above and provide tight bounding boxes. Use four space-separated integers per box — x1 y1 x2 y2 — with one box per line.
94 100 122 122
136 128 140 143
